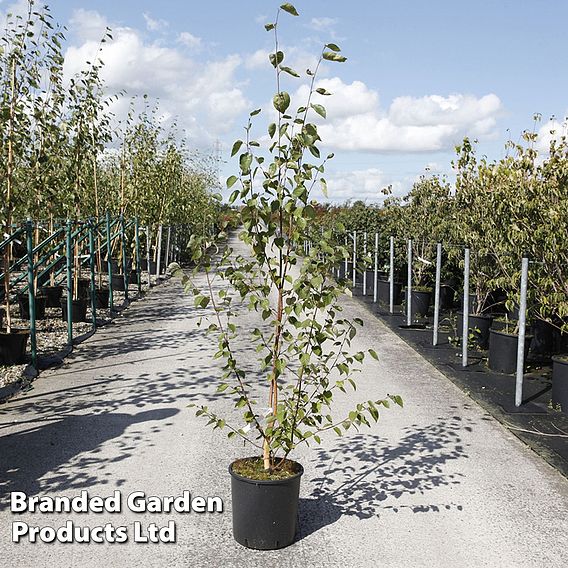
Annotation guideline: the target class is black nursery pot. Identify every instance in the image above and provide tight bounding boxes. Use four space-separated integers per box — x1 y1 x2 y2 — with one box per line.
408 289 431 319
17 293 47 321
40 285 64 308
60 298 88 323
456 312 493 350
0 329 29 365
439 285 455 310
229 459 303 550
111 273 127 291
551 356 568 414
94 288 110 309
377 279 402 305
488 329 533 374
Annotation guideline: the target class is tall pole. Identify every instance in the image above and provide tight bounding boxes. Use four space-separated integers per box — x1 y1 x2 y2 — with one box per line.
515 257 529 407
389 236 394 314
106 211 114 312
373 232 379 303
135 217 142 294
406 239 412 326
433 242 442 346
146 225 151 287
88 220 97 329
352 231 357 288
25 219 37 368
66 220 73 345
156 225 163 279
165 225 172 270
363 232 367 296
462 248 470 368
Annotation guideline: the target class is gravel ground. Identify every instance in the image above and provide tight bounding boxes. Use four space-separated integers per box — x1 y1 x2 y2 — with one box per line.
0 271 167 390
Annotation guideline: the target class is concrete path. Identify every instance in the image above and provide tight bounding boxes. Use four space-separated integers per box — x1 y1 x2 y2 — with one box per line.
0 241 567 567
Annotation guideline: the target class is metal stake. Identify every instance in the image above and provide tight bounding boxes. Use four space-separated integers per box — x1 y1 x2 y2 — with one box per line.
406 239 412 326
462 248 470 367
433 242 442 346
66 220 73 345
106 211 114 312
352 231 357 288
389 236 394 314
156 225 163 279
363 232 367 296
373 232 379 303
88 220 96 329
135 218 142 294
515 257 529 407
25 219 37 368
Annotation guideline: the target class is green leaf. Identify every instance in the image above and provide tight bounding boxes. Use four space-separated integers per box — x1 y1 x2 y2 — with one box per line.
280 3 299 16
311 103 326 119
240 152 253 174
323 51 347 63
320 178 328 198
315 87 332 96
280 65 300 78
268 123 277 138
231 140 243 157
265 23 275 31
273 91 291 113
250 108 261 116
269 51 284 67
325 43 341 52
368 349 379 361
226 175 238 188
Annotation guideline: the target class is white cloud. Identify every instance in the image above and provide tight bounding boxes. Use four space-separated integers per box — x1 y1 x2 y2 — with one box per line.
309 17 338 32
68 8 110 41
295 78 504 153
535 117 568 154
143 12 168 32
245 49 270 70
64 10 249 143
312 168 402 202
177 31 202 50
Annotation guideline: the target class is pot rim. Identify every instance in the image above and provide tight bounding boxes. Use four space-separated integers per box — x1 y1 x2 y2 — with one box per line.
0 328 30 336
489 328 534 340
457 311 493 320
552 355 568 365
229 457 304 485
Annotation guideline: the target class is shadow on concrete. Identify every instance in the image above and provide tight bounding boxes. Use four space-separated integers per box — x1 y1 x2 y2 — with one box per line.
0 408 178 510
298 415 469 540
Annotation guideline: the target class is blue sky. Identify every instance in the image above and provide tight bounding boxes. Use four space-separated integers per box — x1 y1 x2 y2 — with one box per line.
3 0 568 201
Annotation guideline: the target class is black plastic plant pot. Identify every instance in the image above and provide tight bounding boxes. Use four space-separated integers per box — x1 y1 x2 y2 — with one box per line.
456 312 493 350
0 308 3 329
149 260 158 275
439 285 455 310
17 293 47 321
551 356 568 414
76 279 91 299
229 459 303 550
40 285 64 308
129 270 139 285
377 280 402 305
0 329 29 365
364 270 375 295
139 258 148 271
94 288 110 309
111 273 126 291
488 329 533 374
529 319 554 357
60 298 88 323
409 289 432 319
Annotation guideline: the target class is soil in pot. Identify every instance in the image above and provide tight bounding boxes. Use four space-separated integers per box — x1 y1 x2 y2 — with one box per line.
551 356 568 414
40 285 64 308
377 280 402 305
17 293 47 321
0 329 29 365
456 312 493 350
60 297 88 323
229 457 303 550
488 329 533 374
